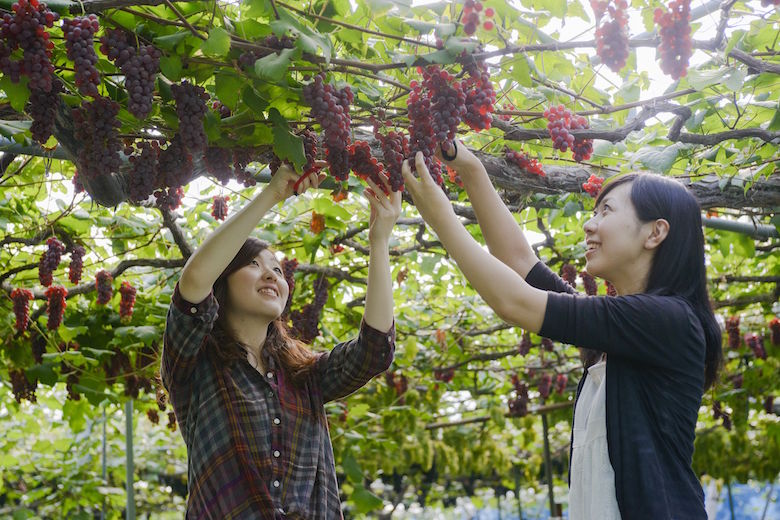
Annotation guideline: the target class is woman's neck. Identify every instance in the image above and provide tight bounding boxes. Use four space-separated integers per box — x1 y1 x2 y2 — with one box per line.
226 313 271 359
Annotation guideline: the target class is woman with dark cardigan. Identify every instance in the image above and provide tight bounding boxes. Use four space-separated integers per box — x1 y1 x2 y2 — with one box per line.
401 143 722 519
162 164 401 518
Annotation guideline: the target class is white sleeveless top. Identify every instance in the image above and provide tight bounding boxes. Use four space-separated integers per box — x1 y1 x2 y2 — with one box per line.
568 360 622 519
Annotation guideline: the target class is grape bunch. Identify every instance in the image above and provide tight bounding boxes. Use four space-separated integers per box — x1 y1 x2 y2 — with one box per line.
594 0 629 73
348 141 388 193
72 97 122 179
544 105 594 161
407 80 443 185
560 263 577 287
461 1 496 35
712 401 732 430
233 149 256 187
433 368 456 383
580 270 598 295
654 0 692 79
0 0 59 92
171 81 209 153
127 140 161 203
119 281 137 319
725 316 741 349
154 186 185 211
204 146 234 185
100 29 161 119
290 276 329 344
62 15 101 97
68 245 85 284
462 59 496 131
212 101 231 119
605 280 617 296
505 147 545 177
569 115 593 162
310 212 325 234
300 128 321 176
238 34 295 69
555 373 568 395
10 369 37 403
372 119 409 192
518 331 532 356
281 258 298 316
211 195 229 221
72 171 84 193
45 285 67 330
423 65 466 146
538 373 552 400
39 237 65 287
167 411 177 432
157 134 193 189
745 333 766 360
95 270 113 305
582 174 604 197
541 338 554 352
302 73 352 181
11 288 33 333
508 374 529 417
770 318 779 346
146 409 159 424
28 78 62 144
760 0 780 6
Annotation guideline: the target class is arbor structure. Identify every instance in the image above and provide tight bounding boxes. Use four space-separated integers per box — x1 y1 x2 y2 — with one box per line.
0 0 778 517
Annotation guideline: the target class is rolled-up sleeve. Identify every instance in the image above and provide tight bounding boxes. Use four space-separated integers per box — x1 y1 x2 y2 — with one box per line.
160 283 219 391
317 321 395 403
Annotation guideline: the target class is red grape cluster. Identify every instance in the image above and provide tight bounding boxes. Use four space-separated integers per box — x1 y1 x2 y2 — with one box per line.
290 275 329 344
538 373 552 400
770 318 780 346
555 373 568 395
462 59 496 131
211 195 229 221
72 97 122 179
348 141 388 193
158 134 193 189
204 146 234 185
433 368 456 383
118 281 136 319
233 149 256 187
508 373 529 417
725 316 741 349
765 395 775 415
372 119 409 192
62 15 101 97
238 34 295 68
127 140 161 203
11 288 33 333
505 147 545 177
95 270 113 305
154 186 185 211
39 237 64 287
385 371 409 400
582 174 604 197
544 105 593 161
594 0 629 73
28 78 62 144
605 281 617 296
653 0 692 79
99 29 161 119
407 80 443 185
300 128 321 176
745 333 766 360
68 245 85 284
10 369 37 403
0 0 59 92
580 270 598 295
171 81 209 153
570 113 594 162
461 1 496 35
518 331 532 356
45 285 67 330
302 73 353 181
560 263 577 287
424 65 466 145
281 258 298 316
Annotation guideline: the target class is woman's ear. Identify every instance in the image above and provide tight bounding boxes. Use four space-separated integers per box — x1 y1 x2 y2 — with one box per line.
644 218 670 250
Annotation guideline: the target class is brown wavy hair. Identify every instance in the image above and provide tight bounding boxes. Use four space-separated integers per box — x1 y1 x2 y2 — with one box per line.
207 237 319 385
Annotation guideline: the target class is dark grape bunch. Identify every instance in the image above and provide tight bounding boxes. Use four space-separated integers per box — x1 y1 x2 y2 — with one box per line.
407 80 443 185
770 317 780 346
605 281 617 296
302 73 352 181
761 0 780 6
712 401 732 430
72 97 122 179
538 373 552 400
725 316 741 350
0 0 59 92
11 288 33 333
68 245 85 284
211 195 229 221
569 115 594 162
434 368 456 383
28 78 62 144
119 281 137 319
555 373 568 395
462 59 496 131
281 258 298 317
518 331 532 356
290 276 329 344
580 270 598 296
238 34 295 69
268 129 321 188
233 149 256 187
204 146 234 185
62 15 101 97
157 134 193 189
544 105 594 162
461 1 496 35
505 146 545 177
127 140 161 203
654 0 692 79
10 369 37 403
560 263 577 288
541 338 554 352
582 174 604 197
99 29 161 119
745 333 766 360
154 186 185 211
508 373 529 417
593 0 629 73
95 270 113 305
423 65 466 146
39 237 65 287
171 81 210 153
348 141 388 194
372 118 409 192
45 285 67 330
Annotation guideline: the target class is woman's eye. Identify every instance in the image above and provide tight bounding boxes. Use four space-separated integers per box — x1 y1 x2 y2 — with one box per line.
251 260 260 267
274 267 282 274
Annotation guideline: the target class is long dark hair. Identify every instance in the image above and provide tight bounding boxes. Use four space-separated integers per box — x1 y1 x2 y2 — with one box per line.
209 237 319 384
596 173 722 389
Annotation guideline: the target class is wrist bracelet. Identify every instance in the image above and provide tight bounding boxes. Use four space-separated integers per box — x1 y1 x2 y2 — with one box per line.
441 141 458 161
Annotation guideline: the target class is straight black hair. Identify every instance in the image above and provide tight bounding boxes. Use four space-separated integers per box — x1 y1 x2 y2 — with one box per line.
596 173 722 389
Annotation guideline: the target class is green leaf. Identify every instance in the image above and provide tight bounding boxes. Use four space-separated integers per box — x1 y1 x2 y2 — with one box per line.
312 197 351 220
351 486 383 513
768 102 780 131
0 120 32 140
349 403 370 420
269 108 306 170
687 67 729 91
633 144 684 173
26 364 58 387
254 48 297 82
342 452 363 483
0 76 30 113
159 55 183 82
113 326 159 342
153 32 190 51
58 325 88 343
200 27 231 57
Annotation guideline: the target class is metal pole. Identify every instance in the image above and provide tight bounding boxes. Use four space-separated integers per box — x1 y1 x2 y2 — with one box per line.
125 400 135 520
514 466 524 520
102 407 107 520
541 413 555 516
727 481 735 520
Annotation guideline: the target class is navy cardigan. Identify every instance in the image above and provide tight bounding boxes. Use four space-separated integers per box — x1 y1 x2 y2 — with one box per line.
527 262 707 519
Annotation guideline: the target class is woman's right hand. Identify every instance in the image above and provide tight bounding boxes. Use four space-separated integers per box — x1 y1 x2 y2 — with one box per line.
435 139 481 175
265 162 326 203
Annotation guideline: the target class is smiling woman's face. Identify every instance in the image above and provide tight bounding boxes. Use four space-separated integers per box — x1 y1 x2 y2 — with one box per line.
225 249 289 321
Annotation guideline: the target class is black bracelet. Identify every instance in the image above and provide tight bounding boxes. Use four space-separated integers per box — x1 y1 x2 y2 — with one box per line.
441 141 458 161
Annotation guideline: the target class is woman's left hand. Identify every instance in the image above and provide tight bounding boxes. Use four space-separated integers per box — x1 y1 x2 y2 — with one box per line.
363 174 402 243
401 152 455 230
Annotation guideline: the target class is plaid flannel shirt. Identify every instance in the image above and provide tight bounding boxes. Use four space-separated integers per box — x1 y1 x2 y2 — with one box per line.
161 284 395 519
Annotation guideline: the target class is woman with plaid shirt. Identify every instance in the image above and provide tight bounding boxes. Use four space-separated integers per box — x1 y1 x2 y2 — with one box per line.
162 164 401 519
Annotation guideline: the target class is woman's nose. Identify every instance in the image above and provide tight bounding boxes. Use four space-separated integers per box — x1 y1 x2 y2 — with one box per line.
584 215 597 233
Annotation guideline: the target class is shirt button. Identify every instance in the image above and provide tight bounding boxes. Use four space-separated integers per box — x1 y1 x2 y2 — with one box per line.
273 450 280 458
273 480 280 488
190 307 197 314
273 417 281 425
266 371 274 379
